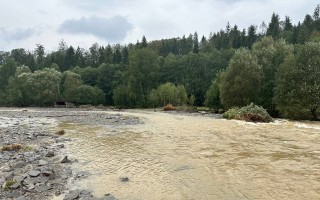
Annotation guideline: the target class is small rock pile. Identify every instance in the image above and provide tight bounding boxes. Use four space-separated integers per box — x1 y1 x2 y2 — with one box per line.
0 125 73 200
0 109 135 200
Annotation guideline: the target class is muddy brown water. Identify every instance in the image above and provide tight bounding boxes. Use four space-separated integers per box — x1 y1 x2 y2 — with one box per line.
57 110 320 200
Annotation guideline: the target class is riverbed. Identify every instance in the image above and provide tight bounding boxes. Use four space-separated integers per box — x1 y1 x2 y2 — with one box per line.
57 109 320 200
1 108 320 200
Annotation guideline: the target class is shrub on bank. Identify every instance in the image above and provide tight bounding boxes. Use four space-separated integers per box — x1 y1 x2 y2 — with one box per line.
223 103 273 123
1 144 23 151
163 104 174 111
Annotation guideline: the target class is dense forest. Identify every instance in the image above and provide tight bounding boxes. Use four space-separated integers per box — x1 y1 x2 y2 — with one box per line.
0 5 320 120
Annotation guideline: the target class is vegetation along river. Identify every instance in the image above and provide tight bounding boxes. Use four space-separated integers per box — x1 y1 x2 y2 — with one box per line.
54 109 320 200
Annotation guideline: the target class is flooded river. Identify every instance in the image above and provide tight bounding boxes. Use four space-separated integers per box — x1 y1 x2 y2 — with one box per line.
58 110 320 200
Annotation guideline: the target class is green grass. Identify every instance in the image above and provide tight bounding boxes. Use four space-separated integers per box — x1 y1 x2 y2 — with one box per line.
3 179 16 190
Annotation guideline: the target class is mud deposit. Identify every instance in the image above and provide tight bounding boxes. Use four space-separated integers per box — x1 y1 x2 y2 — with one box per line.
1 108 320 200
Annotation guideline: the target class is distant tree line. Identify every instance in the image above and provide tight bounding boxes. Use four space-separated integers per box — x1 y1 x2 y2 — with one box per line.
0 5 319 120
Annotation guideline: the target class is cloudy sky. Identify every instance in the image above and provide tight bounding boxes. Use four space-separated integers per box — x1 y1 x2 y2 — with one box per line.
0 0 317 51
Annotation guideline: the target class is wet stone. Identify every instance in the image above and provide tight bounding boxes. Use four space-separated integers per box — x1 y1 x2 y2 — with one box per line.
2 167 12 172
120 177 129 182
16 196 27 200
25 183 35 190
64 189 81 200
35 183 51 192
61 156 71 163
6 191 21 198
0 178 5 186
104 194 118 200
29 170 41 177
9 182 21 189
38 160 49 166
4 172 14 180
42 170 53 177
13 175 25 183
45 151 55 157
2 155 10 160
14 161 26 168
75 171 90 179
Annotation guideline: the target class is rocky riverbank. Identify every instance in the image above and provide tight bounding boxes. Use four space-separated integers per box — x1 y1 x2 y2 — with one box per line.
0 108 141 200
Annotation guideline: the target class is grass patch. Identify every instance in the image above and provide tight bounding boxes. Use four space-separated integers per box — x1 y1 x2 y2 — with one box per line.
22 145 32 152
3 179 16 190
223 103 273 123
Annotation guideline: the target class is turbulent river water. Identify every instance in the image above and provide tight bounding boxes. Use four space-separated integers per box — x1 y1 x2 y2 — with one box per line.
57 110 320 200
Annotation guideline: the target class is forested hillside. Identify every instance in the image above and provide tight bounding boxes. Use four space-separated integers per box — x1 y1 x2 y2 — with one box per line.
0 5 319 119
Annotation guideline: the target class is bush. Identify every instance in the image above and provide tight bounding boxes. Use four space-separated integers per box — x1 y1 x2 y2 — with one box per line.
223 103 273 123
163 104 174 111
223 107 240 119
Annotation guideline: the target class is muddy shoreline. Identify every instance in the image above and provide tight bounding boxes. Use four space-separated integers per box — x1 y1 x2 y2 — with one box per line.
0 108 140 200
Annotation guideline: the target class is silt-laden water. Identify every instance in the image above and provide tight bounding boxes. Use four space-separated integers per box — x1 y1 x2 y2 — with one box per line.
58 110 320 200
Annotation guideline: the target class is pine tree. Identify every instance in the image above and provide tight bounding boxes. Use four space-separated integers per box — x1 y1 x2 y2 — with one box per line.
193 32 199 54
267 13 281 39
141 36 148 48
313 4 320 20
283 16 293 31
248 25 257 48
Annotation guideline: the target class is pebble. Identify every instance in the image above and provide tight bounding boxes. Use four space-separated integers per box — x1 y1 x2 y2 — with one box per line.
63 189 81 200
29 170 41 177
38 160 49 166
45 151 55 157
61 156 71 163
16 196 27 200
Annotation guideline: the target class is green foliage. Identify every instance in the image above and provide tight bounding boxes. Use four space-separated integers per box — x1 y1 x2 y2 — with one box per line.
220 48 263 109
74 85 105 105
267 13 281 39
148 82 188 107
30 68 62 105
0 58 17 90
275 43 320 120
15 65 31 75
188 94 195 106
61 71 82 102
49 63 60 71
252 37 293 115
113 85 134 108
204 71 223 110
126 48 159 106
96 63 120 105
223 103 273 123
73 66 98 86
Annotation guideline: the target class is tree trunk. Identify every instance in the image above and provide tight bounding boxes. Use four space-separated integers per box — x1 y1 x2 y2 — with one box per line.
310 108 318 121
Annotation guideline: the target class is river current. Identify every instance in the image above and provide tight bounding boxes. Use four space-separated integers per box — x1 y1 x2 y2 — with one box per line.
57 110 320 200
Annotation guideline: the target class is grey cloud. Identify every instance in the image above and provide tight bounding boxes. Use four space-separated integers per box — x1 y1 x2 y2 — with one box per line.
63 0 132 11
0 27 36 41
59 16 133 42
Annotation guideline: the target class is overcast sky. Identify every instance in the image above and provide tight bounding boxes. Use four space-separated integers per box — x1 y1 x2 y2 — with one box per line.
0 0 318 51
